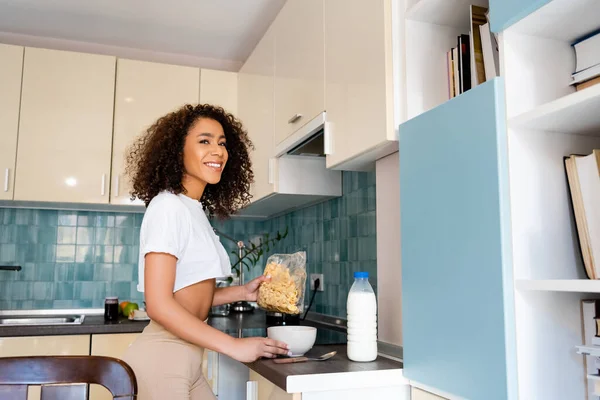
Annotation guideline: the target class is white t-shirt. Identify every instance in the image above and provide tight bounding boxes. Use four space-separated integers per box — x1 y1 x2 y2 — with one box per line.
136 191 232 293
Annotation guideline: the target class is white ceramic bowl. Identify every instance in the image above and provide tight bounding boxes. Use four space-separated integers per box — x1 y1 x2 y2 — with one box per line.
267 326 317 357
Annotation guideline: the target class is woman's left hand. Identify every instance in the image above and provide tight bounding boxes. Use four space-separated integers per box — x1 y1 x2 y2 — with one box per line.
243 275 271 302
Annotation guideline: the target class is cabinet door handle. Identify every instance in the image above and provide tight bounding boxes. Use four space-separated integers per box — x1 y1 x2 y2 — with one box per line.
268 158 275 184
246 381 258 400
101 174 106 196
3 168 8 192
288 113 303 124
324 121 333 155
115 175 120 197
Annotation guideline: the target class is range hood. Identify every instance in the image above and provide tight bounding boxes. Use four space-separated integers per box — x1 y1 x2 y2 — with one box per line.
275 112 331 158
236 112 342 219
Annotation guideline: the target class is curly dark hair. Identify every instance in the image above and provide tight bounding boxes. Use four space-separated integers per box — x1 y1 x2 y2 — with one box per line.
125 104 254 219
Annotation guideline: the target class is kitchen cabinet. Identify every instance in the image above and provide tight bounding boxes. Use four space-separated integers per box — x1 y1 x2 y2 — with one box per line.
273 0 324 145
0 334 90 400
89 333 139 400
0 44 23 201
200 68 238 115
238 25 276 203
411 387 448 400
111 58 200 205
249 370 300 400
323 0 398 171
201 349 219 395
400 79 514 400
14 47 116 204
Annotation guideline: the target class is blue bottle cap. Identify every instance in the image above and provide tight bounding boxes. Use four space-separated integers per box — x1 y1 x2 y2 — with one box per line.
354 271 369 279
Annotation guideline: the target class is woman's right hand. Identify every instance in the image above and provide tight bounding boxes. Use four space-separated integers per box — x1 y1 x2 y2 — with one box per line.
231 337 291 363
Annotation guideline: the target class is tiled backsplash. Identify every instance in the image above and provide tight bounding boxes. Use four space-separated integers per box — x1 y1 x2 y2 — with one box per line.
0 171 376 318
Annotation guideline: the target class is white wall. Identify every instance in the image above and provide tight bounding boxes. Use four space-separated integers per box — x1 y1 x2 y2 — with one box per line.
376 151 402 346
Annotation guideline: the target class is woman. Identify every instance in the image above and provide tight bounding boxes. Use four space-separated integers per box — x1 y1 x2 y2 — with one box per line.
122 104 290 400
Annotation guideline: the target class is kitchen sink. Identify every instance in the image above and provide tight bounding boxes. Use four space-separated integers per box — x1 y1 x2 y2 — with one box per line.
0 314 85 326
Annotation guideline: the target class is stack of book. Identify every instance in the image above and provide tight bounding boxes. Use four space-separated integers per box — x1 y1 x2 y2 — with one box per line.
572 30 600 91
446 5 499 99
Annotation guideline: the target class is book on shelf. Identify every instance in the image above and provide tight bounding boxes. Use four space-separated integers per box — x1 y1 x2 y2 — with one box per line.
571 30 600 89
446 6 498 99
580 299 600 399
565 150 600 280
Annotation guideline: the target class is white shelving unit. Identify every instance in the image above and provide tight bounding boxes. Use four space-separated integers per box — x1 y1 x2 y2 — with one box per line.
517 279 600 293
403 0 489 121
501 0 600 398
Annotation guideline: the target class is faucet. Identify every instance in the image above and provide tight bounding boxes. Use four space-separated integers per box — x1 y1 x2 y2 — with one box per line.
0 265 21 271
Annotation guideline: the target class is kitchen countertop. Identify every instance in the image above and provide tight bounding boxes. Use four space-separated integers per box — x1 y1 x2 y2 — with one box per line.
247 344 405 393
0 309 273 337
0 308 404 393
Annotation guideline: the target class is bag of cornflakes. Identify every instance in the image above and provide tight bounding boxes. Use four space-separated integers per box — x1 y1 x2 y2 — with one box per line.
257 251 307 315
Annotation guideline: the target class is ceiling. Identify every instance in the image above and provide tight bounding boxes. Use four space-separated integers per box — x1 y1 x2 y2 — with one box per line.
0 0 286 71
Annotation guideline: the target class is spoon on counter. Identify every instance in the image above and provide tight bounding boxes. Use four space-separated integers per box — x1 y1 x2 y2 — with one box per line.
273 351 337 364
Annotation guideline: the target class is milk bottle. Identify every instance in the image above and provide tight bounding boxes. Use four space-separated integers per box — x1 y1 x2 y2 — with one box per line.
346 271 378 362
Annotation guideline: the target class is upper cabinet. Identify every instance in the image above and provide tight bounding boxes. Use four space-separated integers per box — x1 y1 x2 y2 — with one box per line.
273 0 325 145
200 69 238 115
112 58 200 205
324 0 398 170
14 47 116 204
238 26 276 203
0 44 23 201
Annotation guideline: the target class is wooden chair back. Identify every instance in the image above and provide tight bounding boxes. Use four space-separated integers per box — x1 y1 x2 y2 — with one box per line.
0 355 137 400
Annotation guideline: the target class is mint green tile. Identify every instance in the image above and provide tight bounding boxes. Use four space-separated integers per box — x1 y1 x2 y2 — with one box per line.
15 300 34 309
15 209 33 225
74 281 106 301
94 245 113 263
74 300 93 308
35 263 55 281
108 282 131 300
58 211 77 226
54 282 74 300
115 214 134 227
54 263 75 281
76 227 94 245
134 213 145 226
38 227 58 244
33 300 53 309
11 282 32 300
77 212 94 226
113 263 134 282
0 244 16 262
74 263 93 281
53 299 74 308
0 282 11 300
129 246 139 263
94 214 115 227
15 263 35 281
35 210 58 226
0 226 17 243
57 227 77 244
75 245 94 263
348 215 358 238
367 186 376 212
93 263 113 281
115 228 134 245
37 245 56 262
0 209 15 224
95 227 115 245
16 226 37 243
16 244 35 262
32 282 54 301
56 245 76 262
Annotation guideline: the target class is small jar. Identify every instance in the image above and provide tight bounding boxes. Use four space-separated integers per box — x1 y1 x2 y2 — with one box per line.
104 296 119 322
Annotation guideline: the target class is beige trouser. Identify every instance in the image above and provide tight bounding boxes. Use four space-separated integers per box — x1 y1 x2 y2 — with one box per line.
122 320 216 400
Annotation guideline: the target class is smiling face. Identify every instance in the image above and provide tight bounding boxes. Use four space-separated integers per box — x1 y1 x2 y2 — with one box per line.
181 117 228 199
